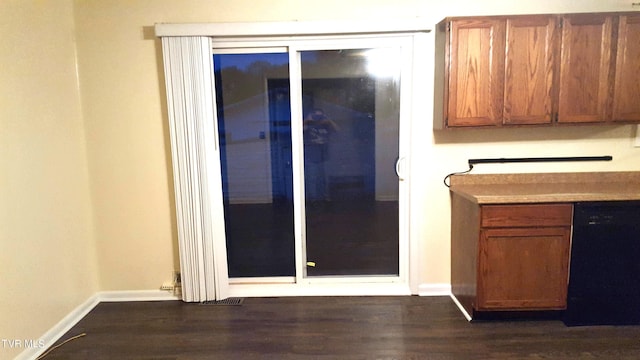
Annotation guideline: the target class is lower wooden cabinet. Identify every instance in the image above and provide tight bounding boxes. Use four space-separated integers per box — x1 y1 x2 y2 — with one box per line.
451 196 573 317
477 227 571 310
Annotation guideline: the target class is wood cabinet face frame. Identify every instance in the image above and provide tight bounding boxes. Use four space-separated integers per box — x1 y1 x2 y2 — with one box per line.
613 13 640 121
446 18 504 127
557 14 614 123
504 16 558 125
437 12 640 129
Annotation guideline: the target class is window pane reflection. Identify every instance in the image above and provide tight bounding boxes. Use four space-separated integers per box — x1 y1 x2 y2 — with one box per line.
301 49 401 276
214 53 295 277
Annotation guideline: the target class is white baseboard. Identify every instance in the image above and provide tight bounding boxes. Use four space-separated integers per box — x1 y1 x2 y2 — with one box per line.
417 283 452 296
16 294 100 360
16 290 179 360
97 289 181 302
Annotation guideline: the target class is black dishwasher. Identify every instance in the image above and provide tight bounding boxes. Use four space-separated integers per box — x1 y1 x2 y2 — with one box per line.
564 201 640 326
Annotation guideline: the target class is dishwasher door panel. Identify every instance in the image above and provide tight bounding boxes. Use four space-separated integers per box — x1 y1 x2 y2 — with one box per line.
564 201 640 326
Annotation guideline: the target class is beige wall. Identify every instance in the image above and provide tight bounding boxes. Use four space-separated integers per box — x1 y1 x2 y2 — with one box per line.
3 1 639 356
74 0 639 290
0 1 98 359
74 0 638 291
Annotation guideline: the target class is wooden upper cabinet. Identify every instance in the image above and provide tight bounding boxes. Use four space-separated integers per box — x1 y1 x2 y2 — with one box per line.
558 14 614 123
437 12 640 128
446 19 505 127
445 15 558 127
612 14 640 122
504 16 558 125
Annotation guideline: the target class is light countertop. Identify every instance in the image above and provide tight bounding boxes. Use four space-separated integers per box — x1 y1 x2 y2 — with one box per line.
448 172 640 204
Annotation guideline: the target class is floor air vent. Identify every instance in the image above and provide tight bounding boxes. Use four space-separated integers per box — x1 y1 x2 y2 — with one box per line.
201 297 244 306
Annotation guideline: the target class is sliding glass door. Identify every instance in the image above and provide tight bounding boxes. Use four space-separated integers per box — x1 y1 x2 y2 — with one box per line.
214 51 295 279
299 49 400 276
213 37 409 288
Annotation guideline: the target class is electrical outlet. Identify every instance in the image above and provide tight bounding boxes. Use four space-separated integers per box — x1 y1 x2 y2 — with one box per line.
160 282 174 291
160 271 182 292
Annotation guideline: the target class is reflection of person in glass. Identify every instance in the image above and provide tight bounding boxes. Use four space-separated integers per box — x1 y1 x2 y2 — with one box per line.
303 109 338 202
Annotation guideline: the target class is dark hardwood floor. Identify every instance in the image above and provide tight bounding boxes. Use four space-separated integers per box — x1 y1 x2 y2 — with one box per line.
41 296 640 359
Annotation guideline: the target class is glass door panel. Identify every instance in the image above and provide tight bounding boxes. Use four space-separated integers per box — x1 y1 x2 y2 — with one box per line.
300 49 401 276
213 52 295 278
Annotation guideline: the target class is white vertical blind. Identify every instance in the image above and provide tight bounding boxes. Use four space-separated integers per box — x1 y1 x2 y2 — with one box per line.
160 36 228 302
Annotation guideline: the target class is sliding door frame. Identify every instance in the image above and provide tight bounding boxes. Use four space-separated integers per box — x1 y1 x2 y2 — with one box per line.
287 37 413 287
156 20 430 298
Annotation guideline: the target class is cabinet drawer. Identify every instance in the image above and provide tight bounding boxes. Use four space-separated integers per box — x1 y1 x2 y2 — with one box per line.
481 204 573 227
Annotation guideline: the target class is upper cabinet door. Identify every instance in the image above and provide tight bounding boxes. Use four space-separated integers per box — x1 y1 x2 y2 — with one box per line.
558 14 614 123
447 19 505 127
504 16 558 125
612 14 640 122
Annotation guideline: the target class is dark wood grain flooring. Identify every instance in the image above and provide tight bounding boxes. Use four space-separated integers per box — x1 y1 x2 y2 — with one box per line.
43 296 640 359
